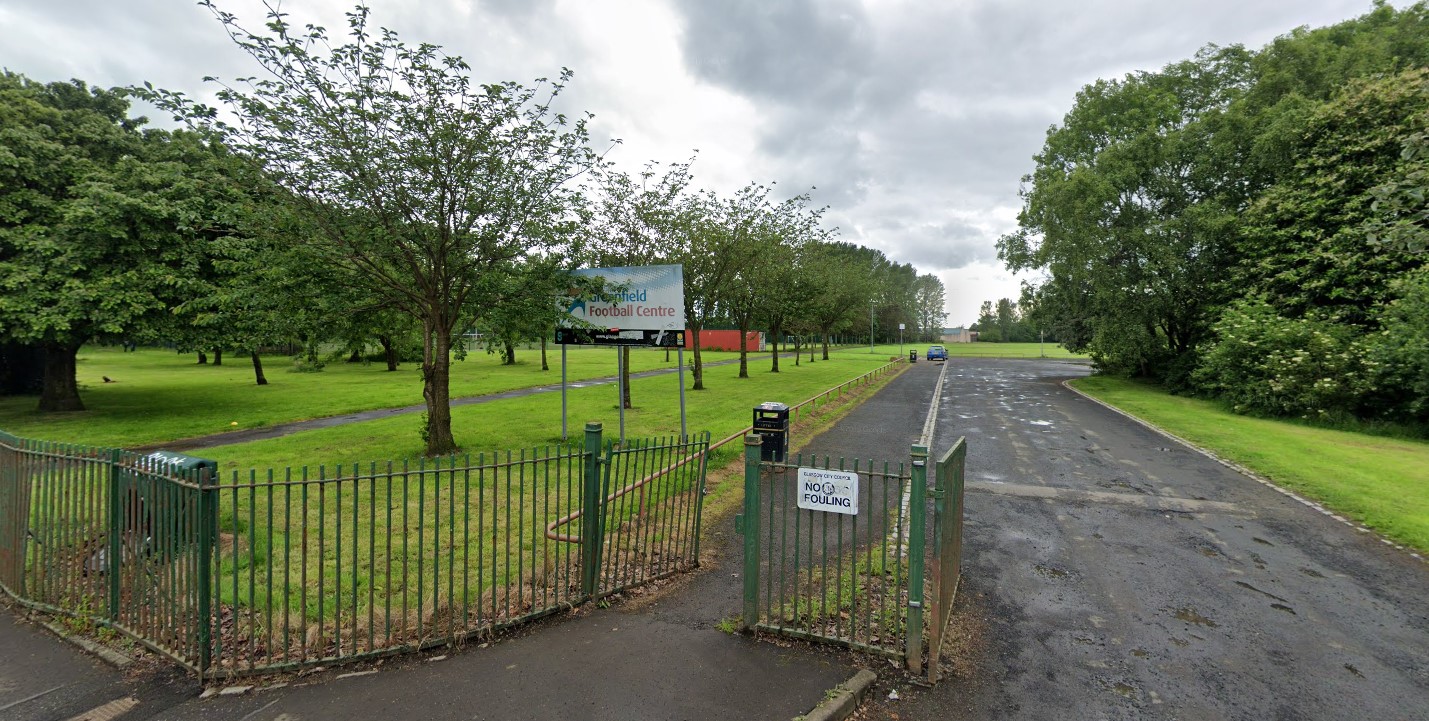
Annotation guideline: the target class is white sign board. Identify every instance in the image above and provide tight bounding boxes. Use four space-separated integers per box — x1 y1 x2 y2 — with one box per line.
566 264 686 331
899 323 905 330
797 467 859 515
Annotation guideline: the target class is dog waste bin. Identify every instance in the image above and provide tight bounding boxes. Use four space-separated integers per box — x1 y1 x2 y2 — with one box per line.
910 350 917 362
753 402 790 462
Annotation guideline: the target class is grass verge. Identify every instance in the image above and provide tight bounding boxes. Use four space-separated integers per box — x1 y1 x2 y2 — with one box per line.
1069 375 1429 555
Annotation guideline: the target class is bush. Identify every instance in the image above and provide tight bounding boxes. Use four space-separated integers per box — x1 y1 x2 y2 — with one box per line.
1192 299 1363 419
1361 268 1429 421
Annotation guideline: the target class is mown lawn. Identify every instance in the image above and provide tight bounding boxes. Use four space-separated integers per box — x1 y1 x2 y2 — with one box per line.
1070 375 1429 555
0 345 742 448
938 342 1087 359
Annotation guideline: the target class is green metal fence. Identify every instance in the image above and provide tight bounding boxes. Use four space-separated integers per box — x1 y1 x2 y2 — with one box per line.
0 432 219 671
0 425 709 678
926 437 967 682
738 435 967 681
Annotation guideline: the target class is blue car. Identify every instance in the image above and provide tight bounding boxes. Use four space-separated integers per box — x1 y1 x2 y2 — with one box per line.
926 345 948 361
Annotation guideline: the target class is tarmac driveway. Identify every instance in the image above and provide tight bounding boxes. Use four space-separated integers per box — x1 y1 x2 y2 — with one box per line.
873 358 1429 721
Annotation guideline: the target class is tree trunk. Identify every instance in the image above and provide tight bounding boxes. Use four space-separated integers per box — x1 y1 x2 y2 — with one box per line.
503 341 516 366
821 330 831 360
793 335 801 367
37 341 84 412
347 348 362 363
422 323 458 456
770 324 781 373
197 351 208 365
251 351 268 386
379 335 398 371
213 348 223 366
540 336 549 371
690 321 705 390
621 346 632 409
737 326 750 379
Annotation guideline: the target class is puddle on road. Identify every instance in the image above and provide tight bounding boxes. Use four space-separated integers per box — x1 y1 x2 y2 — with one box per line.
1172 607 1219 627
1234 581 1289 603
1034 564 1073 579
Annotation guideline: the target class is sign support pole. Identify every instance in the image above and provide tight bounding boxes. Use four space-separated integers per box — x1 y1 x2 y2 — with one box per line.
616 347 626 444
677 345 688 441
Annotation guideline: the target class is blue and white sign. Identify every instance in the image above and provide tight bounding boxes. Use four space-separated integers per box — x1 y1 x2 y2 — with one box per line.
566 264 685 331
557 265 686 347
797 467 859 515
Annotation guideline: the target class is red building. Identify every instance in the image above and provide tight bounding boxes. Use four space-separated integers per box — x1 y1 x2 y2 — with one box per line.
684 329 764 352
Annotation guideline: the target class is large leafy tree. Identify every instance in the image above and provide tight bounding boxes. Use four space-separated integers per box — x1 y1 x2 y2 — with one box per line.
0 72 232 410
999 47 1253 379
145 3 601 455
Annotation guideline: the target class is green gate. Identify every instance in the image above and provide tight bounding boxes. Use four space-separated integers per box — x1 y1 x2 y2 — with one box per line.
736 434 966 680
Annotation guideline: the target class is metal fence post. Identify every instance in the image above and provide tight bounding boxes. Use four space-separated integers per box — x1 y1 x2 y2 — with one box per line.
580 422 604 598
106 449 122 622
906 444 928 674
740 435 762 630
196 466 217 678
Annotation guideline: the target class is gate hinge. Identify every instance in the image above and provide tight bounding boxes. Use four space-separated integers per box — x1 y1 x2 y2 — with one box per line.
734 513 744 535
928 488 946 500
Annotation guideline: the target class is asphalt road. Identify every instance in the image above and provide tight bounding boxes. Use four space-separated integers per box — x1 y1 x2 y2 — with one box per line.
864 358 1429 720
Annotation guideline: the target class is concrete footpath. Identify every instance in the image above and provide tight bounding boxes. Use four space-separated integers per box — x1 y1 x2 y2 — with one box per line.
0 359 948 721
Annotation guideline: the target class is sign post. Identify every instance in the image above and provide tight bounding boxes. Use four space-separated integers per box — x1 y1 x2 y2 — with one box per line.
556 265 688 442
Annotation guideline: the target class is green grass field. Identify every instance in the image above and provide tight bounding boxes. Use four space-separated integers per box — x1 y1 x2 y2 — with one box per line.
0 345 743 448
1070 375 1429 555
935 341 1086 359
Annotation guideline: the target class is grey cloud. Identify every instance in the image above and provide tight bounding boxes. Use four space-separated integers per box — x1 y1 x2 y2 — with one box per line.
672 0 873 104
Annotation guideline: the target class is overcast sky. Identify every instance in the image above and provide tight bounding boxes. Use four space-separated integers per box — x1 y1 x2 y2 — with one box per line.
0 0 1396 325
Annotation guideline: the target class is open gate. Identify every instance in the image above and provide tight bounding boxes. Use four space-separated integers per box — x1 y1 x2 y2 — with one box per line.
736 434 966 681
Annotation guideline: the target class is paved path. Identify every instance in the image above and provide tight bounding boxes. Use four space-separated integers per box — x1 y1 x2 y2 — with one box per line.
138 354 775 452
861 358 1429 720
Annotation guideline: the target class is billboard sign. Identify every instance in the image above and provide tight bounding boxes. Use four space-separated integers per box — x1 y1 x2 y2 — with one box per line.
556 264 686 347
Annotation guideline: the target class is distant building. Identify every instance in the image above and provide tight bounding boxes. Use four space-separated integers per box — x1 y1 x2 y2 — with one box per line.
941 327 977 343
685 329 765 352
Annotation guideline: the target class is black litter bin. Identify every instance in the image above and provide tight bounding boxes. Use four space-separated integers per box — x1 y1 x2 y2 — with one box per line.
910 350 917 362
752 401 790 462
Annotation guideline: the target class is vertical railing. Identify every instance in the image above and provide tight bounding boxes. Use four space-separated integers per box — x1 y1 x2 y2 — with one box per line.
905 445 928 675
740 435 762 630
596 432 711 597
1 427 712 679
926 437 967 683
740 445 917 659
